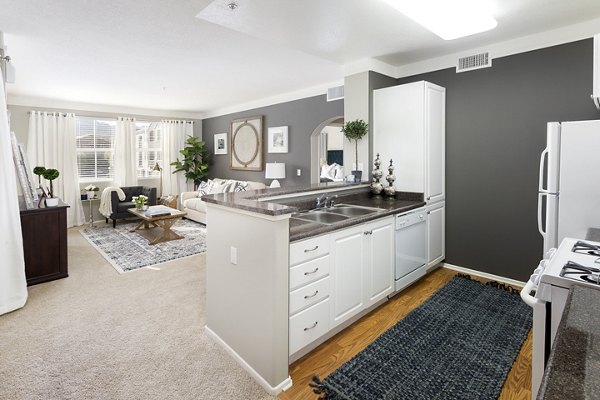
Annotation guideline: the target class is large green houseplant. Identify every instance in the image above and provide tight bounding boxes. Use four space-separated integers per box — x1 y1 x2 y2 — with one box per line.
341 119 369 182
171 135 209 189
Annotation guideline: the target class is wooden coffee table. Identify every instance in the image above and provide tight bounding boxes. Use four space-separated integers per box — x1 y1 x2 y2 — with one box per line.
127 206 187 245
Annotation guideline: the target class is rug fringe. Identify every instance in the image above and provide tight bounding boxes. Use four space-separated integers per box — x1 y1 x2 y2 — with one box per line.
455 273 520 294
309 375 330 399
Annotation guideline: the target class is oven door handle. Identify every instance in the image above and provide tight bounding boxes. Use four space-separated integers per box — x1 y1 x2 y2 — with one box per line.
520 279 542 307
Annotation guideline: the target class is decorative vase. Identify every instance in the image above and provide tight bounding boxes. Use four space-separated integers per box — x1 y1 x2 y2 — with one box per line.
384 159 396 197
46 197 59 207
370 153 384 195
135 203 143 211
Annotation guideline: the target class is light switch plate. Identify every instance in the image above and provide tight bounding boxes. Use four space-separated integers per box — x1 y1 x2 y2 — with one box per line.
230 246 238 265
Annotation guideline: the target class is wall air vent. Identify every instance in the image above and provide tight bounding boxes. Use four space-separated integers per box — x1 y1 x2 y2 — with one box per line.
457 52 492 73
327 85 344 102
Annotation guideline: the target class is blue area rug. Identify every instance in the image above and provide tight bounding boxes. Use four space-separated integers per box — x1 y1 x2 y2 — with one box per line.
311 276 532 400
80 219 207 273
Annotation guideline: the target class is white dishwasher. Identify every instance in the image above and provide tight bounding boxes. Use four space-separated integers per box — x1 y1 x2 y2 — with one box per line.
394 207 427 293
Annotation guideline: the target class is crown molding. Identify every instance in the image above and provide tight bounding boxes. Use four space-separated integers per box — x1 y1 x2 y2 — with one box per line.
7 94 204 120
201 79 344 119
395 16 600 78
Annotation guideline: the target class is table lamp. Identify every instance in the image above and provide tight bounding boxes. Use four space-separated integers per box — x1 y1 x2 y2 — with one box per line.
265 162 285 188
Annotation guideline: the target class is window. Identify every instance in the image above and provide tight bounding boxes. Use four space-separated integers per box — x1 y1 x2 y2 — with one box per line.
76 117 116 180
136 121 162 178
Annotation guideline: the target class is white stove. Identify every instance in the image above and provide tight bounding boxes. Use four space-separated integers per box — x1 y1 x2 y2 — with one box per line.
521 237 600 399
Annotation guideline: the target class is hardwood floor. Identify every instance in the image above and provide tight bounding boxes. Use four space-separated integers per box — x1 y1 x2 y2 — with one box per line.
279 267 532 400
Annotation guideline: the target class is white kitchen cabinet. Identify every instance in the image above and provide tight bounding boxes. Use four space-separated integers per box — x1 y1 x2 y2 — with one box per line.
331 216 394 327
289 234 332 356
289 216 394 357
365 218 395 306
373 81 445 203
427 201 445 267
330 225 365 326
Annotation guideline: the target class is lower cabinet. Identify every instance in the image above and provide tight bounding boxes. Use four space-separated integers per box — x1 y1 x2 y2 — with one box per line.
331 217 394 327
20 202 69 286
289 216 394 356
427 201 445 267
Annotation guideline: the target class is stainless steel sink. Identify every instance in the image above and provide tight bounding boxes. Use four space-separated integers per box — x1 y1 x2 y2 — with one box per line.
292 210 349 225
326 204 382 217
291 204 384 225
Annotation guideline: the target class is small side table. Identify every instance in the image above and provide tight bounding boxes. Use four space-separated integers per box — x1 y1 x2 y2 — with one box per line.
82 197 101 227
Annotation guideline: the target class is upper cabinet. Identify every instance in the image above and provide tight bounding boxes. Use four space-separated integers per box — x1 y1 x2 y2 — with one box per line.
373 81 446 203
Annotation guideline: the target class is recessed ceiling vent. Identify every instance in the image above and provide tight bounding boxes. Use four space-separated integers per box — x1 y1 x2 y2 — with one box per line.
457 52 492 73
327 85 344 102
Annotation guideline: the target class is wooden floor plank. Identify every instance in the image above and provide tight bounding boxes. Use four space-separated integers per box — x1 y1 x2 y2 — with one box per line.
279 267 531 400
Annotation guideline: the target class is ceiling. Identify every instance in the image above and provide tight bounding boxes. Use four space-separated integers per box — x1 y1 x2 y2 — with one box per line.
1 0 599 118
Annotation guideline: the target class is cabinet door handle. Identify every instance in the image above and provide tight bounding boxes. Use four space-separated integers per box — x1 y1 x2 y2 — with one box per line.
304 321 318 331
304 290 319 299
304 267 319 276
304 245 319 253
364 230 372 235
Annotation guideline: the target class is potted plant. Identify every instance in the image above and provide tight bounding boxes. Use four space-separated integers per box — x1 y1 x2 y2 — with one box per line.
42 168 60 206
84 184 99 199
132 194 149 211
33 166 46 197
171 135 209 189
341 119 369 182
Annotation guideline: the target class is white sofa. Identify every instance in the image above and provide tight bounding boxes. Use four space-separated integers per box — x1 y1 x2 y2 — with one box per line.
181 178 266 224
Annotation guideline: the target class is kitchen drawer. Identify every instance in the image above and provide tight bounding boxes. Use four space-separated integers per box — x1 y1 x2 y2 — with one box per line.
289 255 330 290
289 298 330 355
289 276 330 316
290 235 330 266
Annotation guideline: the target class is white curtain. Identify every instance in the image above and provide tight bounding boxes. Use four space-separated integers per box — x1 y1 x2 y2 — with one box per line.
114 117 138 187
1 77 28 315
161 120 193 197
27 111 85 228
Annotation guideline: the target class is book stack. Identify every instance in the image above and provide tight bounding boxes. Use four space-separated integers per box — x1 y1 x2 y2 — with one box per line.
144 205 172 217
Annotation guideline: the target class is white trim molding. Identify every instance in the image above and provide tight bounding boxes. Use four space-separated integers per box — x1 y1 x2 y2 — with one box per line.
7 94 204 120
395 17 600 78
201 79 344 119
441 263 526 288
205 326 293 395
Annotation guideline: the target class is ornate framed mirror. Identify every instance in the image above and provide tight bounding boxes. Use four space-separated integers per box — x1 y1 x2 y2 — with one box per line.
230 116 263 171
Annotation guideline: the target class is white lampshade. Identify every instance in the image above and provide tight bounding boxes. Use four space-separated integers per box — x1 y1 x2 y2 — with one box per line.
265 162 285 188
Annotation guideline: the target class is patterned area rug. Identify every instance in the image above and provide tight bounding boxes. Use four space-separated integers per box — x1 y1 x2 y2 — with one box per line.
311 276 532 400
80 219 207 273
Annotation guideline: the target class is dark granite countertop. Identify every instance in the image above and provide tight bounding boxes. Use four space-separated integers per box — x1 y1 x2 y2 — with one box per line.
537 285 600 399
202 184 425 242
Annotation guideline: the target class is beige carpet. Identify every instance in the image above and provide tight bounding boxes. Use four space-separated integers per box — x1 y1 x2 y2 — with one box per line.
0 227 277 400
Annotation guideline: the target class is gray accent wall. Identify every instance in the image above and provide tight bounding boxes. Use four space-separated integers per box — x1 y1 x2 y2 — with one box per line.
396 39 598 282
202 94 343 187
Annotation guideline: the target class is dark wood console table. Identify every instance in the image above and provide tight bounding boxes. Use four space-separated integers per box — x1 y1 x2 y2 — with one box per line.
19 200 69 286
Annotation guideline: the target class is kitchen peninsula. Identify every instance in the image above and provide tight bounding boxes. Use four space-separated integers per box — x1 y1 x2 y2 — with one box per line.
203 183 424 394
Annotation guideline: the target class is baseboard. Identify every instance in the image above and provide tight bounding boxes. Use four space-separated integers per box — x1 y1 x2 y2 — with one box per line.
205 325 293 395
442 263 526 288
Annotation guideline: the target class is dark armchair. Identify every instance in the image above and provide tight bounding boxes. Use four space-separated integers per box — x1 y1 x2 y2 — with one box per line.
107 186 157 227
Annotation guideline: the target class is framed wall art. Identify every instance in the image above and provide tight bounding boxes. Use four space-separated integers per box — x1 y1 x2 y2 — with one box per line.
268 126 288 153
230 116 263 171
214 133 227 155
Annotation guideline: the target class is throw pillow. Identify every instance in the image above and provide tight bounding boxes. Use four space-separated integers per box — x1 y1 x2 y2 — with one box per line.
197 180 214 197
208 181 228 194
233 181 249 192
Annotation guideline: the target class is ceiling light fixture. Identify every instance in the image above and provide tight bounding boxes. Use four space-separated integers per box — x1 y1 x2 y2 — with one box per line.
382 0 497 40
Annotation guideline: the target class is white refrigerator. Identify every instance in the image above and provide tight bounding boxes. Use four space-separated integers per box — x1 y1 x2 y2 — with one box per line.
538 120 600 253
